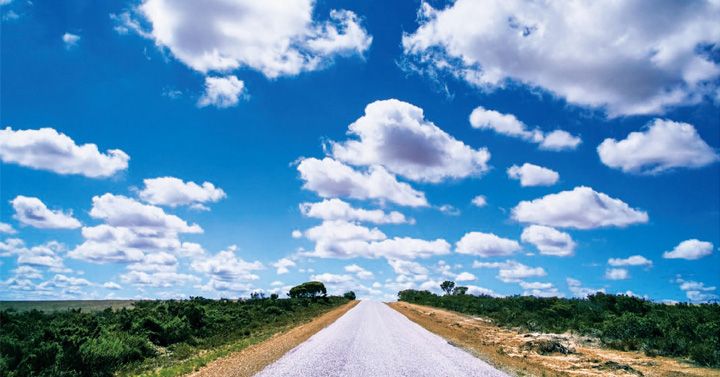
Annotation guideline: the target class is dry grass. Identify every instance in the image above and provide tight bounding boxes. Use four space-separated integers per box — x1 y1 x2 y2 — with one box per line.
187 300 359 377
389 301 720 377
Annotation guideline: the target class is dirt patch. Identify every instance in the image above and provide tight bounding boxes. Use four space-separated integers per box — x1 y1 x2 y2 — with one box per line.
388 302 720 377
189 300 359 377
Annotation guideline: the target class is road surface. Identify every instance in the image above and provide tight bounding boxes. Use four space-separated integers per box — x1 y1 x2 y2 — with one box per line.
254 300 509 377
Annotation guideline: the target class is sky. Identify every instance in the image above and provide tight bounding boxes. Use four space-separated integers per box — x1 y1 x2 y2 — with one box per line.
1 0 719 303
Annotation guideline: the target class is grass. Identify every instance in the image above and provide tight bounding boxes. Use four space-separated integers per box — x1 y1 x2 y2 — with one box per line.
0 300 137 312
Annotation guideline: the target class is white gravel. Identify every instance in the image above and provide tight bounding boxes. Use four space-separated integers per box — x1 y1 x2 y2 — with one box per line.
254 300 510 377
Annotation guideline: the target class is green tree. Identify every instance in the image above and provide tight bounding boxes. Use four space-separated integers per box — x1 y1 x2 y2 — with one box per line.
452 286 468 295
288 281 327 299
440 281 455 295
343 291 357 300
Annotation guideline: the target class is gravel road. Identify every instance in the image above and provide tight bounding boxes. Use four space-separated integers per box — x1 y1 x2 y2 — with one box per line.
254 300 510 377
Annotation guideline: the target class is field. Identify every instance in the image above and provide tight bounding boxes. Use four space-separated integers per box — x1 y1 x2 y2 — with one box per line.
398 289 720 368
0 300 137 313
0 295 350 377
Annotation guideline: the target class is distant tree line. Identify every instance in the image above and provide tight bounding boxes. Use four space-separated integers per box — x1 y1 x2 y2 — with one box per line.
0 282 350 377
399 283 720 367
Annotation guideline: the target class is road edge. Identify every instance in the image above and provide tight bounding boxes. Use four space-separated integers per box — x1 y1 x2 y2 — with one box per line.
189 300 360 377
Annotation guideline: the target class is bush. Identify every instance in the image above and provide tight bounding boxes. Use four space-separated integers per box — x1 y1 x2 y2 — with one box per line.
398 287 720 367
343 291 357 300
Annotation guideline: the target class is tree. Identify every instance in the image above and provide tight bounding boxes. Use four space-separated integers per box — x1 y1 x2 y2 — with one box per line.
440 280 455 295
288 281 327 299
452 286 468 295
343 291 356 300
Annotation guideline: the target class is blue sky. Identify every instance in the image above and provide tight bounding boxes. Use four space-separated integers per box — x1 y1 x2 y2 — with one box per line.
1 0 719 302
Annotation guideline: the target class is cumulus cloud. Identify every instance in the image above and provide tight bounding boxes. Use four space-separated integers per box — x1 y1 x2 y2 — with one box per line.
608 255 653 267
11 240 71 272
331 99 490 183
69 194 202 263
455 272 476 282
138 176 226 209
472 259 546 283
299 198 410 224
520 225 575 256
344 264 374 279
103 282 122 290
0 127 129 178
469 107 580 150
663 239 714 260
299 220 449 259
404 1 720 116
507 163 559 187
192 245 264 291
676 277 718 303
605 268 629 280
0 222 16 234
128 0 371 77
387 258 428 278
512 186 648 229
121 270 199 288
62 32 80 48
456 232 521 257
273 258 296 275
297 157 427 207
197 75 246 108
11 196 81 229
519 281 561 297
566 277 605 298
598 119 719 174
470 195 487 207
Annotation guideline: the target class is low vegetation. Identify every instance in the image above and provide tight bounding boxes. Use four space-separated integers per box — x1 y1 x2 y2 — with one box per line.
398 283 720 367
0 282 349 377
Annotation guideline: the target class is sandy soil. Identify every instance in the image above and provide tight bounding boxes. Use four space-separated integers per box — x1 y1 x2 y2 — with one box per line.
389 301 720 377
188 300 359 377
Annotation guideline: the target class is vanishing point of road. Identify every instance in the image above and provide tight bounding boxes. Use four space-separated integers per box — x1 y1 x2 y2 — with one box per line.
255 300 510 377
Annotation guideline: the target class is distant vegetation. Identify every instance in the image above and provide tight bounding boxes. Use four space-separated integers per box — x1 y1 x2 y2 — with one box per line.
0 282 349 377
0 300 137 313
399 284 720 367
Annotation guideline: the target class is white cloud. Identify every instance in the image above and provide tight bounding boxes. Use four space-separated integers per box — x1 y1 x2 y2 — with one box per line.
89 193 202 233
404 1 720 116
345 264 374 279
331 99 490 183
0 222 16 234
300 220 449 260
387 258 428 278
291 230 303 239
197 75 246 108
507 163 559 187
0 127 129 178
540 130 582 151
471 259 546 283
566 277 605 298
192 245 264 291
103 282 122 290
69 194 202 263
455 272 476 282
13 265 43 280
663 239 714 260
469 107 581 151
598 119 719 174
497 262 546 283
520 225 575 256
14 241 70 272
470 195 487 207
608 255 653 267
138 176 226 209
121 271 199 288
519 281 561 297
456 232 521 257
62 32 80 47
273 258 296 275
605 268 629 280
299 198 410 224
676 277 717 303
311 273 354 284
131 0 371 77
11 196 81 229
297 157 427 207
466 285 500 297
512 186 648 229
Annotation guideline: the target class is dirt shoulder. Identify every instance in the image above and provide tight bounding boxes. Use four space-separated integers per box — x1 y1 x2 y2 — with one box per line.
188 300 359 377
389 301 720 377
